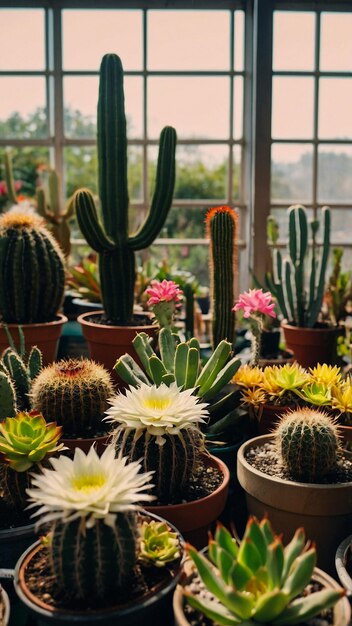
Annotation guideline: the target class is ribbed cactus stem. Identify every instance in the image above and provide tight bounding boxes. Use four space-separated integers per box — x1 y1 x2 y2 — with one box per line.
50 514 137 599
0 213 65 324
36 170 74 257
206 206 238 349
113 428 203 503
75 54 176 325
0 371 17 420
275 408 340 481
0 464 29 513
31 359 114 436
4 150 18 205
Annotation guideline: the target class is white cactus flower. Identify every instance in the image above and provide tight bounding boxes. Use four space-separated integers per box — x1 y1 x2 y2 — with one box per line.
26 445 155 528
105 382 209 445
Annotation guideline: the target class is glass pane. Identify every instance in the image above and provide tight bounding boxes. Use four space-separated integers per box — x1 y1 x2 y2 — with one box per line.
148 77 229 139
318 145 352 203
147 244 210 289
63 10 142 70
163 206 209 239
233 145 241 201
233 76 243 140
271 143 313 203
234 10 245 71
149 144 228 201
273 11 315 71
327 210 352 244
148 10 230 70
0 9 45 70
319 79 352 140
321 13 352 71
272 77 314 139
64 146 142 203
0 78 47 139
270 207 314 241
0 147 50 212
64 76 143 139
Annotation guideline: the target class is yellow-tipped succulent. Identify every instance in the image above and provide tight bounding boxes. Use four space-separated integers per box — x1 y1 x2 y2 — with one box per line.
232 364 264 388
294 382 332 407
309 364 342 388
262 363 310 398
0 410 64 472
331 378 352 422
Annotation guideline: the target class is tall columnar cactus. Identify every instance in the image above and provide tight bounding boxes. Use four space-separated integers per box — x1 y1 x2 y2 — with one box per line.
274 407 340 481
267 204 331 328
206 206 238 349
36 169 75 257
3 149 18 206
0 324 42 418
74 54 177 325
31 358 114 437
0 212 65 324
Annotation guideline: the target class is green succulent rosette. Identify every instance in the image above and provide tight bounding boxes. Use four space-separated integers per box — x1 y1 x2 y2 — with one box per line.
139 520 181 567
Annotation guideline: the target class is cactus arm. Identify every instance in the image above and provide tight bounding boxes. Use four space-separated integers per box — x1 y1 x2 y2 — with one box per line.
27 347 42 380
129 126 177 250
289 206 307 327
36 187 51 220
185 347 200 388
196 340 232 393
183 283 195 339
307 207 331 328
5 351 30 408
271 250 290 321
114 355 149 387
0 371 16 419
175 342 189 388
149 355 168 385
202 357 241 402
159 327 176 373
161 373 176 386
48 169 60 218
283 259 295 324
75 189 116 253
132 333 156 378
64 195 75 220
98 54 128 237
189 337 200 351
4 151 18 205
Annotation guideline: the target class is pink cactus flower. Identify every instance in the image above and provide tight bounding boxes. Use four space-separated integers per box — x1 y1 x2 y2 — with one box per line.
146 279 183 308
0 181 7 196
232 288 276 319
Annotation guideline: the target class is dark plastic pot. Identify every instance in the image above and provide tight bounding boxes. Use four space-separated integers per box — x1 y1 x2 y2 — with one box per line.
14 512 183 626
260 328 281 358
0 522 36 570
206 436 246 488
335 535 352 592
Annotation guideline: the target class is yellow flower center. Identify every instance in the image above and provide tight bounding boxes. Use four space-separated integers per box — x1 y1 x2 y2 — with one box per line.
143 397 172 411
72 473 106 492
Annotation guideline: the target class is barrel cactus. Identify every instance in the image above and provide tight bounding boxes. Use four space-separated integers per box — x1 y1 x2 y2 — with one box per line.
274 407 341 481
0 212 65 323
74 54 176 325
206 205 238 349
31 358 114 437
26 445 155 600
105 382 208 503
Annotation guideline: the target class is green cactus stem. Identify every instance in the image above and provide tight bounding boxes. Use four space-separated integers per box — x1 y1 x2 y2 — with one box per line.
206 206 238 349
4 150 18 205
36 169 75 257
0 212 65 324
75 54 177 325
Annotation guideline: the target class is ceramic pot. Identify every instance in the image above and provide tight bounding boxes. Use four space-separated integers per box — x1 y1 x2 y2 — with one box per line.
335 535 352 592
77 311 157 384
173 563 351 626
0 314 67 366
14 512 183 626
281 322 340 368
145 454 230 549
0 585 10 626
237 434 352 576
0 522 36 570
255 403 291 436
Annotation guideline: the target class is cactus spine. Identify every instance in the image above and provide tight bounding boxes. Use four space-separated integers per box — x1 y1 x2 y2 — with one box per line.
0 212 65 324
50 514 137 599
268 204 331 328
74 54 177 325
206 206 238 349
31 358 114 436
113 428 203 504
36 169 75 257
275 407 340 481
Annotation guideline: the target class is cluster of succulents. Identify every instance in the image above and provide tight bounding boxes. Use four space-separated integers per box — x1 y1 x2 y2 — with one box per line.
233 362 352 422
185 516 344 625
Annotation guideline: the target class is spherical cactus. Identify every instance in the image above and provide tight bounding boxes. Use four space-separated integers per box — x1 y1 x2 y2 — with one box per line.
0 212 65 323
31 359 114 437
274 407 341 481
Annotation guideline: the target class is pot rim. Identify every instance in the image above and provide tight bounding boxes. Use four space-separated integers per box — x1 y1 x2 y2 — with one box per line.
335 535 352 592
147 453 230 515
0 313 68 330
0 520 36 540
14 510 183 622
281 321 338 333
0 585 10 626
172 564 351 626
77 310 157 331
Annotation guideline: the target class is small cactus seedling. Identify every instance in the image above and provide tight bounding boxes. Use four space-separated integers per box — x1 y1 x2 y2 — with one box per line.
184 516 344 624
274 407 341 481
31 358 114 437
26 446 156 600
0 212 65 324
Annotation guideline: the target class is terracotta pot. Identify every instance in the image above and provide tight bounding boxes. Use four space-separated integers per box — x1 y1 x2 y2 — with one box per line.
254 404 291 436
14 511 183 626
335 535 352 592
281 322 340 368
0 314 67 366
77 311 157 384
145 454 230 550
61 433 111 456
237 435 352 576
258 348 295 368
173 563 351 626
0 586 10 626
